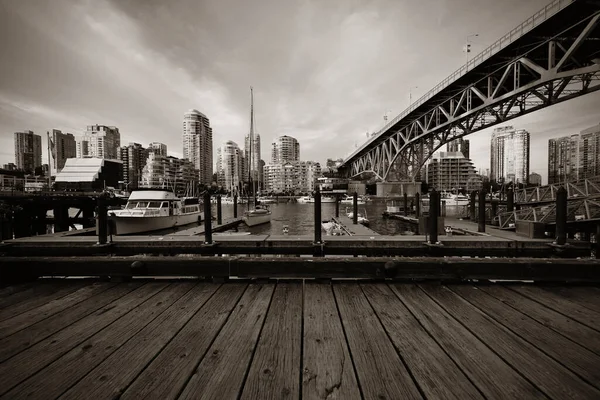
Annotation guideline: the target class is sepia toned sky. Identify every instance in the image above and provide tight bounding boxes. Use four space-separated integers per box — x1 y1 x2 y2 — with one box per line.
0 0 599 184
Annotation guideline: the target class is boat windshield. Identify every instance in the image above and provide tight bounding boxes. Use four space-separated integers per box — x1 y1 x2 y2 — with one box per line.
147 201 163 208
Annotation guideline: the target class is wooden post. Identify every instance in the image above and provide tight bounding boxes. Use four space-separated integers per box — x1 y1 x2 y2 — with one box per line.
596 223 600 259
429 189 439 244
415 192 420 217
478 190 486 233
470 191 477 220
314 186 322 244
555 186 567 245
83 206 95 228
203 192 212 244
233 194 238 218
404 193 408 216
96 197 108 245
491 200 498 219
335 194 340 218
216 195 222 225
507 189 514 212
353 192 358 225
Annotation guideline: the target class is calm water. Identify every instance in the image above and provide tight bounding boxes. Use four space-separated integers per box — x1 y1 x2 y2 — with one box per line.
217 201 417 236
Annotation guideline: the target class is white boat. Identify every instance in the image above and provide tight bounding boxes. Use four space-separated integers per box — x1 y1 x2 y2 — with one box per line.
243 205 272 227
108 189 202 235
297 195 337 203
440 192 470 206
340 195 365 205
257 197 276 204
321 220 345 236
321 196 337 203
346 207 370 225
383 200 403 217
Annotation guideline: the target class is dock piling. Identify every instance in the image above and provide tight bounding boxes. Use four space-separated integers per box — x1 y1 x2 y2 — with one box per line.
507 189 514 212
404 193 408 216
555 187 567 245
595 224 600 259
335 195 339 218
470 191 477 221
429 189 439 244
233 195 238 218
96 197 108 245
353 192 358 225
415 192 420 217
217 195 222 225
314 186 322 244
203 192 212 244
478 190 486 233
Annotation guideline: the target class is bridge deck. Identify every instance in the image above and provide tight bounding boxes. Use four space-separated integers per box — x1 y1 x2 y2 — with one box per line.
0 279 598 399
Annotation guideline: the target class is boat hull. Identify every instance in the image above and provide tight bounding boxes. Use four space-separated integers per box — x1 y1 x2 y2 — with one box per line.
243 212 271 227
110 212 202 235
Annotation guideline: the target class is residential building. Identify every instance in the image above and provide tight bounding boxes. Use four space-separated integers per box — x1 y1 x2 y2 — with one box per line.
182 109 213 185
216 140 244 194
148 142 167 157
244 133 261 184
76 125 121 160
271 135 300 164
446 138 470 159
425 152 479 191
529 172 542 186
263 161 321 193
51 129 76 174
14 130 42 173
490 126 530 184
118 143 147 190
548 123 600 183
140 152 199 194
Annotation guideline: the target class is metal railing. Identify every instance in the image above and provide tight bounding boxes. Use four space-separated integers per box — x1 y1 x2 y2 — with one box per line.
343 0 574 163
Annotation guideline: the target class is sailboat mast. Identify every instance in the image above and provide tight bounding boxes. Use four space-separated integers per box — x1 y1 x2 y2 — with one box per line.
249 86 255 202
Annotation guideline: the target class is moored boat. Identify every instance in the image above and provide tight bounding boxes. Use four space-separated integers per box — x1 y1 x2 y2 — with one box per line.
346 207 370 225
108 189 202 235
243 205 272 227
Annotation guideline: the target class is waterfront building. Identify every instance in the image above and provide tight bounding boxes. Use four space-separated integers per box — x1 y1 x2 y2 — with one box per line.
54 158 123 191
490 126 530 184
140 152 199 194
51 129 76 174
548 123 600 183
425 152 479 192
148 142 167 157
76 125 121 160
271 135 300 164
446 138 470 159
182 109 213 185
216 140 244 194
529 172 542 186
263 160 321 193
118 143 147 191
14 130 42 173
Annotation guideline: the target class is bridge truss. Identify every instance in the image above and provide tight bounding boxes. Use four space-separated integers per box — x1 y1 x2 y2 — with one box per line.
343 0 600 181
514 176 600 204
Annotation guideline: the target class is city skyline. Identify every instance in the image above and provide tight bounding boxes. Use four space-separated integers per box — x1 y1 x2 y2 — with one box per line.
1 0 599 184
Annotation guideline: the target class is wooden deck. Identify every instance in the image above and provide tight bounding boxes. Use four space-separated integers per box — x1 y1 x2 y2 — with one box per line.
0 280 599 399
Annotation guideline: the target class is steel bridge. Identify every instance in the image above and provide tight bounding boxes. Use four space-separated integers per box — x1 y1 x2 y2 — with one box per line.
339 0 600 181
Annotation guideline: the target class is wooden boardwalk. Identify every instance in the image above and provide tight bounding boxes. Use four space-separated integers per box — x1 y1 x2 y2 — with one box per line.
0 280 599 399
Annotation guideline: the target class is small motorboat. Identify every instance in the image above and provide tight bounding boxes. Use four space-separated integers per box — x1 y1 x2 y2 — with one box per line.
321 219 345 236
340 195 365 205
346 207 370 225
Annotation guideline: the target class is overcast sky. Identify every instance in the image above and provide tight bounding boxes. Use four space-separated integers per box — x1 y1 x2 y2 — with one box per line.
1 0 599 184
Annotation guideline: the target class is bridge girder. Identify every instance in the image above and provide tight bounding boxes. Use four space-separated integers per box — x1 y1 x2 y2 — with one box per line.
347 10 600 182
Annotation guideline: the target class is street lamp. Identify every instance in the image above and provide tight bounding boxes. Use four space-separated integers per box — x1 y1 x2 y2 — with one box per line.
409 86 418 106
464 34 479 66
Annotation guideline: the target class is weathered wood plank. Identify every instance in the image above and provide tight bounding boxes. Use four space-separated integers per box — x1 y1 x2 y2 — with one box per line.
178 284 275 400
0 282 87 321
539 286 600 313
423 285 600 399
392 284 543 398
0 281 64 309
240 283 302 400
0 282 37 299
363 283 482 399
3 283 194 400
301 284 360 400
0 282 166 396
0 283 139 363
120 283 247 400
452 285 600 390
59 283 220 400
478 285 600 355
333 283 421 400
0 282 114 339
509 285 600 331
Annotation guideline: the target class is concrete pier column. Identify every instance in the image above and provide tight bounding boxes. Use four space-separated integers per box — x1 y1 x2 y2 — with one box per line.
96 197 108 244
478 190 487 233
233 195 238 218
507 189 514 212
216 196 222 225
352 192 358 225
470 191 477 220
314 186 322 244
203 192 212 244
429 189 439 244
555 187 567 245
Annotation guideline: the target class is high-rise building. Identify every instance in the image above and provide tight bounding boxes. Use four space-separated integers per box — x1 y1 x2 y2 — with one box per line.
148 142 168 157
271 135 300 164
490 126 530 184
183 109 213 185
529 172 542 186
14 130 42 173
119 143 147 190
263 161 321 193
548 123 600 183
76 125 121 160
425 152 479 191
51 129 76 174
140 152 199 193
244 133 261 184
216 140 244 194
446 138 470 159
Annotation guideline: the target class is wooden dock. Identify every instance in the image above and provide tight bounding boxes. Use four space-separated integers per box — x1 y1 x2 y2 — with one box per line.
0 279 599 399
333 215 380 236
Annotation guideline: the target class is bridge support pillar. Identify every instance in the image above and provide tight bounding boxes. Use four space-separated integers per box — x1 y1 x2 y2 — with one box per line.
376 182 420 197
555 187 567 246
478 190 487 233
203 192 212 245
